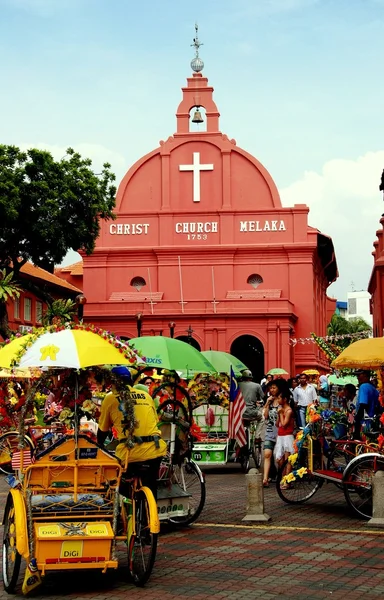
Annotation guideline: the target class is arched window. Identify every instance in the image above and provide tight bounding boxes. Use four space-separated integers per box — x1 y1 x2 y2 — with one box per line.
247 274 263 289
130 276 146 291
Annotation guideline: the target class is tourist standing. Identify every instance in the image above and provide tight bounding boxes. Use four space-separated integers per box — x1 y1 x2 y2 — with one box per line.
239 370 264 420
262 379 290 486
354 370 380 439
317 375 330 410
293 373 318 428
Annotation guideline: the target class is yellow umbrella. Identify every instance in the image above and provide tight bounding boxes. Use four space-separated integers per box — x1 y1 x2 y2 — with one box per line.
331 337 384 370
303 369 320 376
0 328 143 369
0 335 33 369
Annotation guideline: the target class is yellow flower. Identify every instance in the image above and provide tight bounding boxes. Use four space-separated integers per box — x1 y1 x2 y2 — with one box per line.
288 453 298 465
286 472 296 483
296 431 303 440
281 475 288 485
296 467 308 478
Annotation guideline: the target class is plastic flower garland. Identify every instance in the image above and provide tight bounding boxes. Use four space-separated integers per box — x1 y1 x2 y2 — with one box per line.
188 374 230 409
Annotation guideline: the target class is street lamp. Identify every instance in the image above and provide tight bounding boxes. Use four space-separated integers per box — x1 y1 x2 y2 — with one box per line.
136 312 143 337
168 321 176 338
75 294 87 323
187 325 194 345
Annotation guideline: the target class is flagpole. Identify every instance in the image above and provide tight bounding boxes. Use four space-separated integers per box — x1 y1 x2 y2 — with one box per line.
178 255 185 313
147 267 154 315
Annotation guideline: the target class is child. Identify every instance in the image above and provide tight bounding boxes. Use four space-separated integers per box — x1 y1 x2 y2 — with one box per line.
274 391 295 479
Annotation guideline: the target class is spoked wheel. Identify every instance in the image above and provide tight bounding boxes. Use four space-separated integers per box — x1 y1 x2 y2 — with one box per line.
128 490 158 586
238 447 250 473
342 454 384 520
0 432 34 475
276 458 323 504
252 438 262 469
326 444 351 489
169 459 206 526
2 493 21 593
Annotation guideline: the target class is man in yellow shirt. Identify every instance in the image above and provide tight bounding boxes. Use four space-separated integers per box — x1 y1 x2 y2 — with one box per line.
97 367 167 498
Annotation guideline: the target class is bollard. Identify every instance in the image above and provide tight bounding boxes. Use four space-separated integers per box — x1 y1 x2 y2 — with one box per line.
368 470 384 528
242 468 271 522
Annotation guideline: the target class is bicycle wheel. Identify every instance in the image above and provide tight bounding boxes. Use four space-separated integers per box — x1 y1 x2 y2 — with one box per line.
276 458 323 504
238 446 250 473
128 489 157 586
169 459 206 526
343 454 384 520
0 432 34 475
2 493 21 593
251 438 262 469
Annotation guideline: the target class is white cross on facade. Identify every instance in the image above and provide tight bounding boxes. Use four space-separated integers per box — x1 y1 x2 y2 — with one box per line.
179 152 214 202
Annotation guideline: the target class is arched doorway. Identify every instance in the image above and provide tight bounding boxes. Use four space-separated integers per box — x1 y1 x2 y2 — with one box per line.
230 335 264 383
176 335 201 351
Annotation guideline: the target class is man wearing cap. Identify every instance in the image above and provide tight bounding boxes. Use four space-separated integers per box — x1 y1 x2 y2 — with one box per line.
293 373 318 428
239 370 264 421
354 370 379 439
97 367 167 498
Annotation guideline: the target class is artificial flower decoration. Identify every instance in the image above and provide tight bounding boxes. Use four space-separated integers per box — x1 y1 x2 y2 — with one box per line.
296 467 308 478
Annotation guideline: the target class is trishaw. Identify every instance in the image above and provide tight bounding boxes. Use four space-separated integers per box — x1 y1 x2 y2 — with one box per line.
0 325 160 594
136 372 206 525
155 374 262 472
276 408 384 519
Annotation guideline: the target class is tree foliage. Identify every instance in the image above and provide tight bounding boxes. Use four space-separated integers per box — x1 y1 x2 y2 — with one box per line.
0 270 21 302
327 314 372 349
0 145 116 274
42 298 76 326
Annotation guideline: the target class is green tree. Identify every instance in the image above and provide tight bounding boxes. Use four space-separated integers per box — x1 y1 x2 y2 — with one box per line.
327 314 350 337
0 145 116 338
327 314 372 349
42 298 77 326
0 270 21 340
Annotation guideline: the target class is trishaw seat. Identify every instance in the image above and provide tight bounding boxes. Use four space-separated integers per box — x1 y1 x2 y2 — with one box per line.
31 492 107 513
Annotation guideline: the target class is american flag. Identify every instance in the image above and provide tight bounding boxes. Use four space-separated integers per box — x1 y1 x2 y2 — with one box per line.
228 367 247 447
11 449 34 470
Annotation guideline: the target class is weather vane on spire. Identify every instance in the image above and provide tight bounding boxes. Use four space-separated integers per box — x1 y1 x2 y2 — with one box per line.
190 23 204 73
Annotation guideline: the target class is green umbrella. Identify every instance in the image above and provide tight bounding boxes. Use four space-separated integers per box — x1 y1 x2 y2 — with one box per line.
267 368 288 376
128 337 216 376
201 350 249 377
328 374 358 386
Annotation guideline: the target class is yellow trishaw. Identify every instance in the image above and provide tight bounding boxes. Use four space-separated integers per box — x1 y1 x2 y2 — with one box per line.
0 325 159 593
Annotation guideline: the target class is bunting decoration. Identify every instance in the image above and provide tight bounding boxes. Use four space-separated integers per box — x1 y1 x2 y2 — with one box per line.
289 330 371 346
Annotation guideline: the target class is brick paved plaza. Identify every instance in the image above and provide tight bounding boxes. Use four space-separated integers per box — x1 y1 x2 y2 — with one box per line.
1 465 383 600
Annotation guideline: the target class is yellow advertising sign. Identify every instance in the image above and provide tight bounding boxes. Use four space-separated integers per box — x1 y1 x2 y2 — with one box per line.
38 525 61 538
60 541 83 559
85 524 108 537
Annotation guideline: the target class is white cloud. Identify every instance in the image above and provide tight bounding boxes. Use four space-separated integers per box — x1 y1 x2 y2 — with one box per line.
280 151 384 299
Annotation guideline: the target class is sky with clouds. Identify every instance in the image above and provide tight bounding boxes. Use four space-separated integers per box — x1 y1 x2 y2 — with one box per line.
1 0 383 300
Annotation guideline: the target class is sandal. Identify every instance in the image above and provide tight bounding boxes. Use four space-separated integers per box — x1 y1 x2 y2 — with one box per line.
263 481 269 488
280 484 293 490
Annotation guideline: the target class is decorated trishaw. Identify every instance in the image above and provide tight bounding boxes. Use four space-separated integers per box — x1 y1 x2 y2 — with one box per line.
128 336 211 525
276 338 384 519
131 342 258 473
0 325 160 594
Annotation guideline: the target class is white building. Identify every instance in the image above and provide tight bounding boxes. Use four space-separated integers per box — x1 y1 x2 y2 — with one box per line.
347 290 373 328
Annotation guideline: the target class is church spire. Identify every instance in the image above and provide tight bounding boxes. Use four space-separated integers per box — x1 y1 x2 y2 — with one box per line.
190 23 204 74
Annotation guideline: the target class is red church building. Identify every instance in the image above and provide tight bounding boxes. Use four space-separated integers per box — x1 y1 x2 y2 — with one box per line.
81 30 338 380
